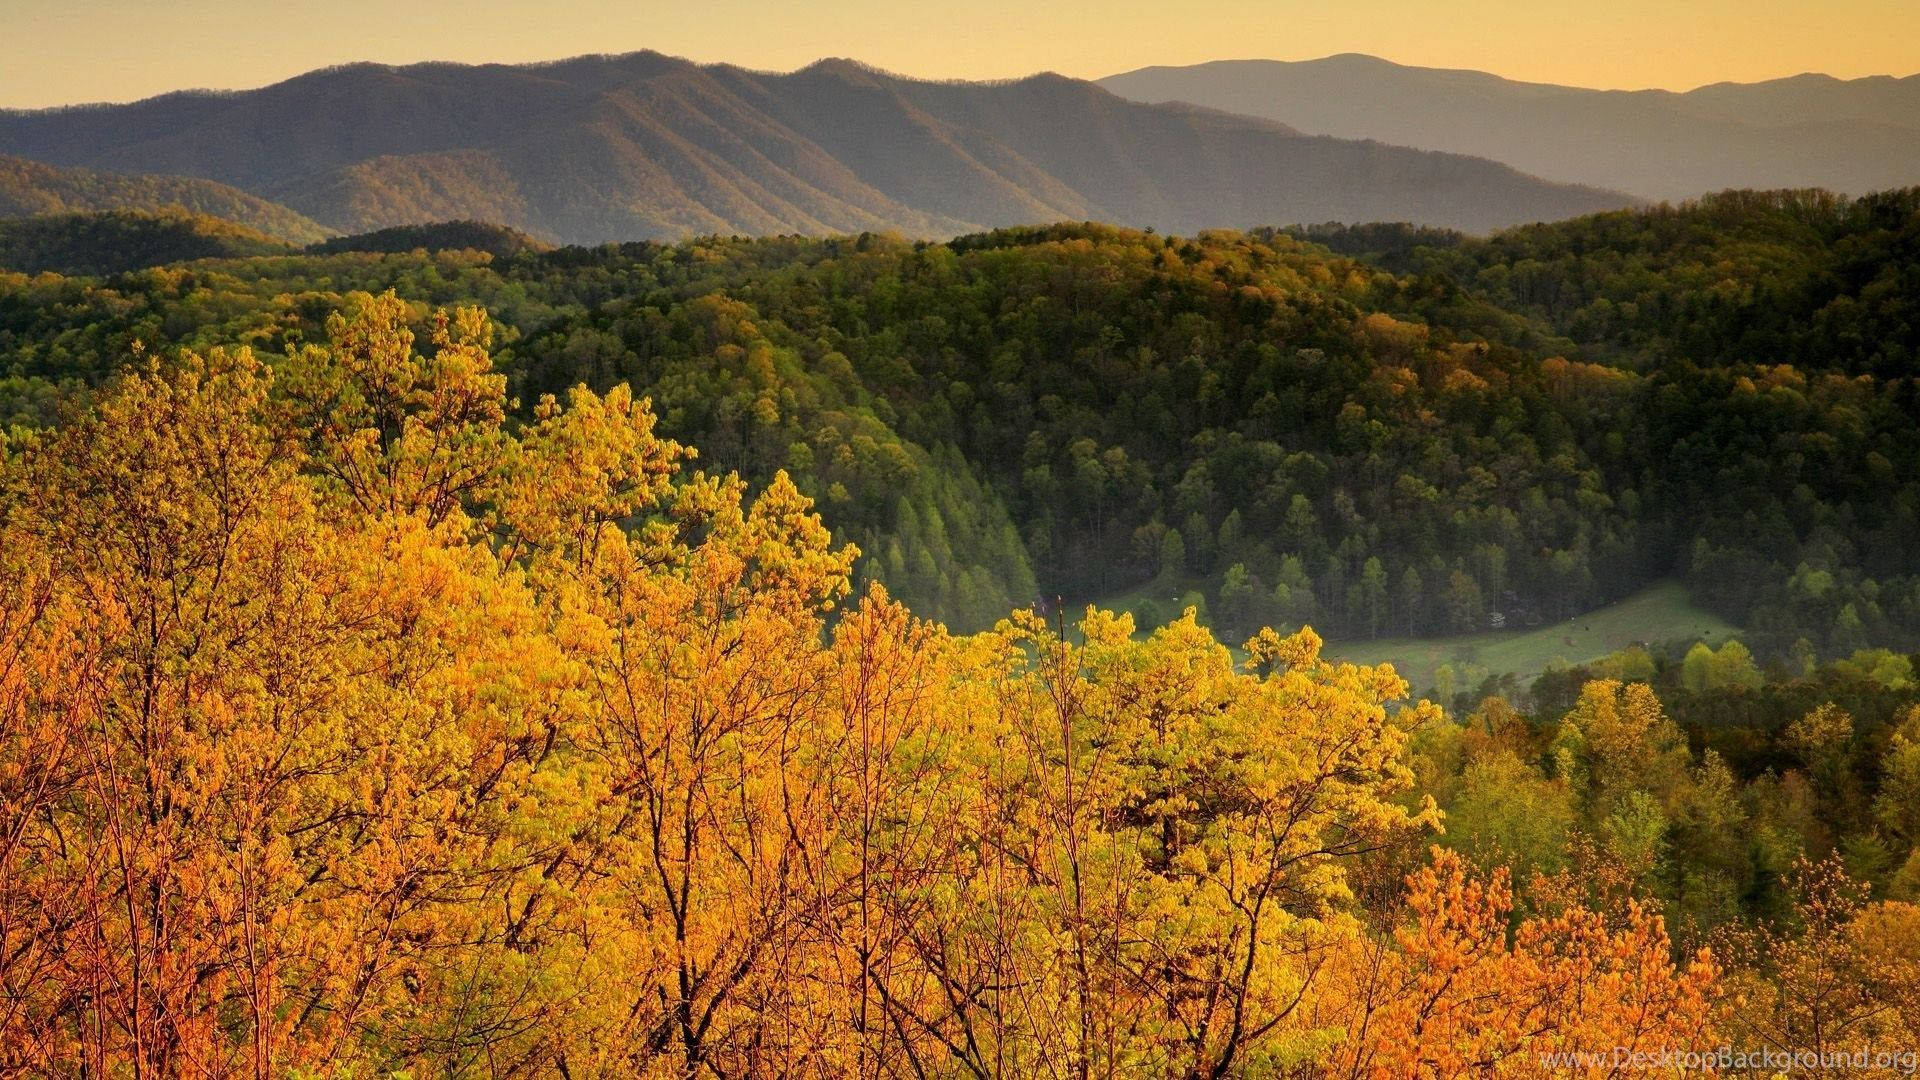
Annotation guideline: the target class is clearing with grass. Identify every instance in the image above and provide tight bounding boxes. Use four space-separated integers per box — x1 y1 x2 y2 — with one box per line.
1318 580 1741 695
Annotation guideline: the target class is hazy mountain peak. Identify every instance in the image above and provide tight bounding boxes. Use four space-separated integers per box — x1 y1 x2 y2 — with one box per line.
794 57 893 81
1313 52 1403 69
1101 56 1920 200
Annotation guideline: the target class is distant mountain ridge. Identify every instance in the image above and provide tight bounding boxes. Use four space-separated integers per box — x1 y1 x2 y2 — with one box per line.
0 154 332 243
0 53 1634 242
1099 55 1920 201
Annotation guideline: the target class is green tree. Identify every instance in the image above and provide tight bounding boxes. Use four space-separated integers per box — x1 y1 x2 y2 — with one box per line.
1443 749 1575 881
1444 568 1484 633
1398 565 1424 635
1272 554 1316 629
1159 527 1187 583
1358 556 1389 638
1217 562 1262 635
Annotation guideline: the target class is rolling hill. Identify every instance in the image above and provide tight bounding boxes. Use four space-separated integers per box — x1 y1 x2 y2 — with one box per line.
306 220 554 258
0 54 1634 242
0 154 333 243
0 208 295 275
1099 55 1920 202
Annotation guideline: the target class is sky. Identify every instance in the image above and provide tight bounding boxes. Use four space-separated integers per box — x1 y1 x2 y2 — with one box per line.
4 0 1917 109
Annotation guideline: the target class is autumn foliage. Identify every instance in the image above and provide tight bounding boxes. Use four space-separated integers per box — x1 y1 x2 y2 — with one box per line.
1321 849 1717 1078
0 292 1772 1076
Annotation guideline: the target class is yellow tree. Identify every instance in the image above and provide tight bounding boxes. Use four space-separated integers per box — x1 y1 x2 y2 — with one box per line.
851 615 1440 1078
504 376 863 1075
278 291 511 529
1326 848 1718 1078
1718 857 1920 1067
0 322 576 1075
0 438 93 1074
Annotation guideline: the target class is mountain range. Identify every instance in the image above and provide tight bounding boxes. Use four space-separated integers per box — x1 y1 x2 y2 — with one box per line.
0 53 1633 243
1099 54 1920 201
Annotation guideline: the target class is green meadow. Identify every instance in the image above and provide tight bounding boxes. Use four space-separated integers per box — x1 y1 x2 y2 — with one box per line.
1318 580 1742 694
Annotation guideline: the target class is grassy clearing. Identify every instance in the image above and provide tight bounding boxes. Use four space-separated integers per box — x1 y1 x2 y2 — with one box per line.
1067 577 1739 696
1319 580 1741 694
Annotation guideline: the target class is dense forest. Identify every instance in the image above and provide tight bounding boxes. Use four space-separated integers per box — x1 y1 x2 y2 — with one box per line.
1290 188 1920 377
1290 188 1920 655
4 192 1918 663
4 292 1917 1075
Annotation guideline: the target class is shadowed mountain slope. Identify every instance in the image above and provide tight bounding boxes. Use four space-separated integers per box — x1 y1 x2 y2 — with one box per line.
0 154 332 243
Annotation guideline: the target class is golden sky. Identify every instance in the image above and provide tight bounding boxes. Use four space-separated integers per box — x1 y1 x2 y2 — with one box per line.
5 0 1916 109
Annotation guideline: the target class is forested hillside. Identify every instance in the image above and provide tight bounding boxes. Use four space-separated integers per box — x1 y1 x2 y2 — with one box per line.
1294 188 1920 653
1301 188 1920 376
3 197 1916 657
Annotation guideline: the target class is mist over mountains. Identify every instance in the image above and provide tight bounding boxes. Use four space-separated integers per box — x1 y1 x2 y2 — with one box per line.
0 53 1633 243
1100 54 1920 201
